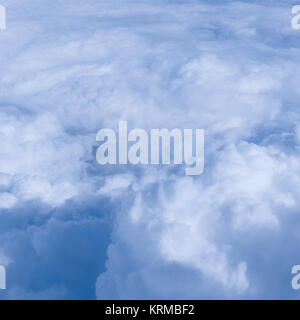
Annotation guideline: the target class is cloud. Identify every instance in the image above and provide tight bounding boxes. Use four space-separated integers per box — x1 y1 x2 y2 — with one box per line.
0 0 299 299
0 193 17 209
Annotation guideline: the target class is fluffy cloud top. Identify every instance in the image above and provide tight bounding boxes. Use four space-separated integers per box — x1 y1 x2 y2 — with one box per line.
0 0 299 299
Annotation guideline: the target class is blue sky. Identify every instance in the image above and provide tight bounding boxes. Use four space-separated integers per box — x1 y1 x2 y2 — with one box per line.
0 0 300 299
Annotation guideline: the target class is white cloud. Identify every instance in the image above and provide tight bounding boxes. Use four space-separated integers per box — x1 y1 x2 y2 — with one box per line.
0 193 17 209
99 174 135 198
0 0 299 299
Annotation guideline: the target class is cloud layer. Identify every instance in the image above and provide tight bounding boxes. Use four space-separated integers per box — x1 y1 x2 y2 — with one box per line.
0 0 300 299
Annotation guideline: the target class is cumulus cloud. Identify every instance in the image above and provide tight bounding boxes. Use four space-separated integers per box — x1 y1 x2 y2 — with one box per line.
0 0 300 299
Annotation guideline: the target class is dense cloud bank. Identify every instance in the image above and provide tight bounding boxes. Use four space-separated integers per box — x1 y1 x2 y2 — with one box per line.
0 0 299 299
